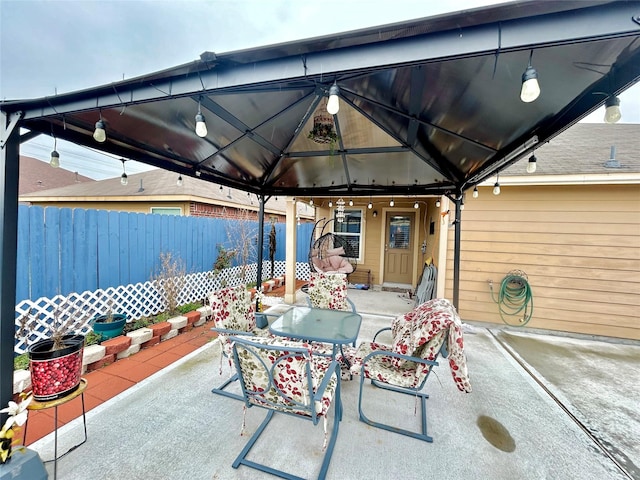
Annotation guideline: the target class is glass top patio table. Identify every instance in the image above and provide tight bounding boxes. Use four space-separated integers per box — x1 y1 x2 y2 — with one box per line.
269 306 362 349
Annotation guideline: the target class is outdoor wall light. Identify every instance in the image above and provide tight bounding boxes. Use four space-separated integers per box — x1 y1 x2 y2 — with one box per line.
309 198 314 206
93 118 106 143
326 81 340 115
493 175 501 195
472 186 479 198
520 51 540 103
526 154 537 174
349 198 354 206
328 197 333 208
414 201 419 209
372 210 378 218
50 138 60 168
389 197 394 207
177 175 183 186
435 199 441 208
604 96 621 124
367 196 372 209
120 159 128 186
195 101 208 137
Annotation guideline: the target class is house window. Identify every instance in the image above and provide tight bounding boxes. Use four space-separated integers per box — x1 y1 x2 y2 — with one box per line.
150 207 182 216
333 209 362 261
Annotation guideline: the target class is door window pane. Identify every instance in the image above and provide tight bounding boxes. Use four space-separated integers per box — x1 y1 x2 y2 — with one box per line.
388 215 410 249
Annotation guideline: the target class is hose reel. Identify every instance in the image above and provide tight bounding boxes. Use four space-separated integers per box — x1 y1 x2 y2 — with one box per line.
489 269 533 326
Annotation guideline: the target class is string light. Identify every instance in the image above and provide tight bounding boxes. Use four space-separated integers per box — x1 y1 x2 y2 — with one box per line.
120 159 128 186
349 198 353 206
520 50 540 103
195 100 208 137
93 115 106 143
473 186 479 198
327 81 340 115
526 154 537 174
50 138 60 168
493 174 501 195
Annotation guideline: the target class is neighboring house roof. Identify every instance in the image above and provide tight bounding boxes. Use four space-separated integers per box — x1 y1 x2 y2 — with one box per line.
19 167 315 218
18 155 94 195
502 123 640 181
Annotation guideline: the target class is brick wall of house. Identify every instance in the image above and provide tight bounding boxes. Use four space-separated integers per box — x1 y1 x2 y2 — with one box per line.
189 202 285 222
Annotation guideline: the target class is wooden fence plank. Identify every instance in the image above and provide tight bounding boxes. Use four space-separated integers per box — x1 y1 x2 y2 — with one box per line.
85 209 99 292
59 208 74 295
43 207 60 297
16 205 30 302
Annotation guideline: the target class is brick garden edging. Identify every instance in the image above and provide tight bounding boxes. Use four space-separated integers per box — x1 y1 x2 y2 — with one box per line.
13 305 213 394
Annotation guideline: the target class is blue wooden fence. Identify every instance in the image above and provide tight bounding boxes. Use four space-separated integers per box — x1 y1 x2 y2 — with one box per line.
16 205 313 302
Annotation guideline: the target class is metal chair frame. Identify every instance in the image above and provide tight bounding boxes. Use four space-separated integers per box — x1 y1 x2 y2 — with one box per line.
357 326 448 442
230 336 342 480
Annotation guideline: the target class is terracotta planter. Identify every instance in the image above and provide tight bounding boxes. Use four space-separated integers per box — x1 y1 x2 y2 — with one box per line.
28 334 84 401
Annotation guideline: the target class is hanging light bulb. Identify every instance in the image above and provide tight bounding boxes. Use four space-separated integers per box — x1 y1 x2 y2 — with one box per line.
414 201 419 209
367 196 372 209
195 101 208 137
493 175 501 195
120 159 128 186
349 198 354 207
309 198 314 206
326 81 340 115
520 51 540 103
435 199 441 208
328 198 333 208
93 118 106 142
472 186 479 198
50 138 60 168
389 197 395 207
526 154 537 174
177 175 183 186
604 96 621 124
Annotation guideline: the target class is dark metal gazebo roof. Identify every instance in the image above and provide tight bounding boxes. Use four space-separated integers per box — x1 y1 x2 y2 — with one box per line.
2 1 639 200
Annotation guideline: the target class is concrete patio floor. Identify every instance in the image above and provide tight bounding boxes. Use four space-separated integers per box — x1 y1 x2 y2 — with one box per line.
29 289 639 480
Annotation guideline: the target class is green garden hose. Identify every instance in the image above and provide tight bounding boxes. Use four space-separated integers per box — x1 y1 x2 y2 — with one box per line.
489 270 533 326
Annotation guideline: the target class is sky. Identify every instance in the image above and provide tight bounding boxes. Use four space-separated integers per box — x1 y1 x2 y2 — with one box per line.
1 0 638 180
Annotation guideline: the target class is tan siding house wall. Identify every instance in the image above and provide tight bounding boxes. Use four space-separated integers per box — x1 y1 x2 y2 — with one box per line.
444 184 640 340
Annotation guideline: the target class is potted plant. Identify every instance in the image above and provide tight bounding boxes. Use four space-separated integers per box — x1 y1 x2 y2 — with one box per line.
89 306 128 340
16 305 88 402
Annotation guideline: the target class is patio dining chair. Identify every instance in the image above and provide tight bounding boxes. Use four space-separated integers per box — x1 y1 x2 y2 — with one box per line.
306 272 356 314
346 298 472 442
229 335 342 480
209 285 271 400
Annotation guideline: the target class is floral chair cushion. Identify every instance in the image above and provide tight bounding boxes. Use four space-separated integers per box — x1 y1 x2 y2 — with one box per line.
347 298 472 393
209 286 256 333
231 336 338 417
307 272 349 311
209 286 270 361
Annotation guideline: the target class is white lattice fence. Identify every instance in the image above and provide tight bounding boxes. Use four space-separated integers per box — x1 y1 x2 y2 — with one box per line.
14 262 310 354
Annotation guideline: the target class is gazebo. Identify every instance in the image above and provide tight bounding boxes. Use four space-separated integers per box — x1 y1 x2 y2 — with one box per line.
2 0 639 413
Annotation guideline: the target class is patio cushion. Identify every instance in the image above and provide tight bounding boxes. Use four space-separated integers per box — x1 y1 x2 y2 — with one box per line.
307 272 349 310
349 298 472 393
209 286 271 359
231 336 338 417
